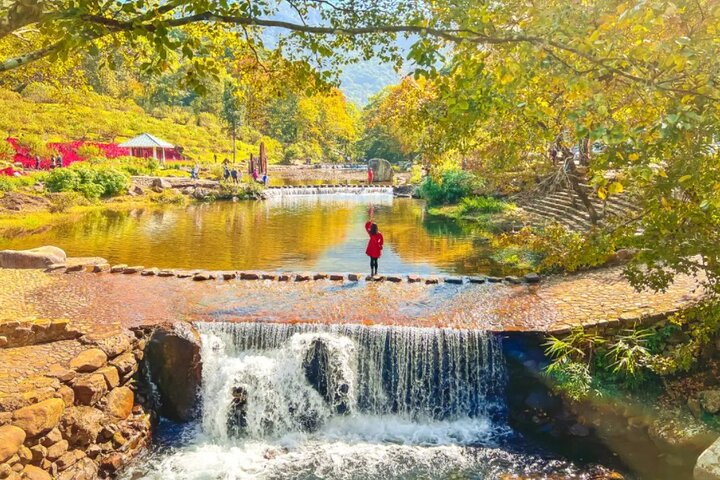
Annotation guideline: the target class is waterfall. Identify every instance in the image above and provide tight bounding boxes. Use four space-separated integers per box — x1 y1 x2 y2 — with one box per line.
196 322 506 441
264 185 394 197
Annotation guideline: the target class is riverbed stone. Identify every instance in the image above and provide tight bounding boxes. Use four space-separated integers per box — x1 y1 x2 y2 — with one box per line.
524 272 541 284
425 277 439 285
21 465 51 480
239 272 260 280
104 387 133 420
407 275 422 283
145 323 202 421
696 436 720 480
72 374 107 406
699 390 720 414
12 398 65 437
140 268 159 276
0 247 66 269
444 277 463 285
329 274 344 281
347 273 362 281
157 270 174 277
122 266 143 274
0 425 25 463
468 276 487 284
110 264 127 273
69 348 107 372
60 407 104 447
96 366 120 389
45 439 68 460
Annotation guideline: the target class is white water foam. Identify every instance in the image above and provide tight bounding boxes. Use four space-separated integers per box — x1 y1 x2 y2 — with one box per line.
120 323 593 479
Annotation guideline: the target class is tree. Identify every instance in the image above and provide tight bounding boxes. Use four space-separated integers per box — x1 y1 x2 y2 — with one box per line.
221 80 244 163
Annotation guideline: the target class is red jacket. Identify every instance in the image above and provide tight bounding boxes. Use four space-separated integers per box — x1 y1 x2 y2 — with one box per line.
365 221 384 258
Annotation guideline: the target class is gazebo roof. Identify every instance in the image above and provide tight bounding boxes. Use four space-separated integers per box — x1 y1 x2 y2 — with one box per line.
118 133 174 149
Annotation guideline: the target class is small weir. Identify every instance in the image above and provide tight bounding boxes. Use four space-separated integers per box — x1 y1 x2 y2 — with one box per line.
264 185 394 196
123 322 618 479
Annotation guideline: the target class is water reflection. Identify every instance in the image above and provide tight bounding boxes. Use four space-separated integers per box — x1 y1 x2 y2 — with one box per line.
0 196 516 275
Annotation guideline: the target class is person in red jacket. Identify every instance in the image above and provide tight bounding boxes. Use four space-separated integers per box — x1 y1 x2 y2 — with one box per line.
365 220 384 276
367 167 374 185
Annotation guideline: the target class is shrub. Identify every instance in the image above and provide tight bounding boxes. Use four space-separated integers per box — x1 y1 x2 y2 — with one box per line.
48 192 88 212
76 144 106 164
46 164 129 199
458 196 508 215
418 168 481 206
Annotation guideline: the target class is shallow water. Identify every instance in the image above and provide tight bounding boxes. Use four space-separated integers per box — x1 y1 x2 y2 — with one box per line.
0 196 515 275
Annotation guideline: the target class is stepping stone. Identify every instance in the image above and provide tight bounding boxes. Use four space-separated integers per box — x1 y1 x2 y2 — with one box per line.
347 273 363 281
176 271 194 279
295 273 311 281
386 275 402 283
141 268 159 276
524 273 541 284
193 272 213 281
262 273 278 280
468 276 486 284
407 275 422 283
123 266 144 274
425 277 440 285
329 274 345 281
504 276 522 284
367 275 385 282
110 264 127 273
88 263 110 273
157 270 175 277
278 274 292 282
221 272 237 280
240 272 260 280
313 273 329 280
444 277 464 285
65 264 84 273
45 263 67 272
487 276 502 283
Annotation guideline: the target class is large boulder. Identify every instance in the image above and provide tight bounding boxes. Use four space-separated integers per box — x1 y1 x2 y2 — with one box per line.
13 398 65 437
0 425 25 462
696 436 720 480
104 387 134 420
367 158 393 182
69 349 107 373
0 246 66 269
145 322 202 421
60 407 104 447
699 390 720 415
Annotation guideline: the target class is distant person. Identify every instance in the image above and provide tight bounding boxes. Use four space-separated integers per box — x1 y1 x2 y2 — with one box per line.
368 167 374 185
252 168 259 182
35 155 41 170
231 167 239 184
365 216 384 276
262 173 268 186
56 154 63 168
223 164 230 182
191 163 200 179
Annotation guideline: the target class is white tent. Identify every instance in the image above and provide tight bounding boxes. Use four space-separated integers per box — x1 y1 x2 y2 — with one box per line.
119 133 175 164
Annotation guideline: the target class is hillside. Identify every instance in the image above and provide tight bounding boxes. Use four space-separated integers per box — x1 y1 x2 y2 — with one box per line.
0 84 280 163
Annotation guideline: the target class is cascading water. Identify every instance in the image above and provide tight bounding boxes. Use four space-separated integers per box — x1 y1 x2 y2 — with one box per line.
264 185 394 197
122 322 610 479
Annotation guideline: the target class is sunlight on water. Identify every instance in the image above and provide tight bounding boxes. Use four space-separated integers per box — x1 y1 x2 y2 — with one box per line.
0 196 516 275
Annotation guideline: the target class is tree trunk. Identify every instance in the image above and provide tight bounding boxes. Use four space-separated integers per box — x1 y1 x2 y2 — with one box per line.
232 120 236 164
564 156 599 225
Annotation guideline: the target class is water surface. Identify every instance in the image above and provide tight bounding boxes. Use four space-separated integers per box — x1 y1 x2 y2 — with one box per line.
0 196 514 275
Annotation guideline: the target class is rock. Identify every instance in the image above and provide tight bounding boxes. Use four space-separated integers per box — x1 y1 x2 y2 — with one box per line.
444 277 463 285
157 270 175 277
100 452 124 472
407 275 422 283
487 276 502 283
504 276 522 284
367 158 393 182
697 436 720 480
110 264 127 273
0 336 6 348
12 398 65 437
40 427 62 446
0 425 25 462
303 338 351 417
524 272 541 284
145 323 202 421
261 273 278 280
141 267 159 276
699 390 720 414
72 374 107 406
30 443 47 462
151 178 172 190
221 272 236 280
20 465 51 480
69 348 107 372
193 272 212 281
109 352 136 376
689 398 704 419
0 464 11 479
57 456 96 480
60 407 104 447
55 386 74 407
524 391 558 411
329 274 344 281
46 364 75 382
313 273 328 280
122 266 143 274
45 439 68 460
648 413 718 452
386 275 402 283
347 273 363 281
239 272 260 280
425 277 439 284
96 366 120 389
0 246 66 269
569 423 590 437
83 331 133 359
104 387 134 420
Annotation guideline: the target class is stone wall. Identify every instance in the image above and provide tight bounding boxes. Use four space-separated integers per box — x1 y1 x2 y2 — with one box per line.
0 331 150 479
0 319 82 350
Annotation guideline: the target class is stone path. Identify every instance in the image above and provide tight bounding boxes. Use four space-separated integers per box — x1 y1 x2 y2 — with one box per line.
0 265 703 335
